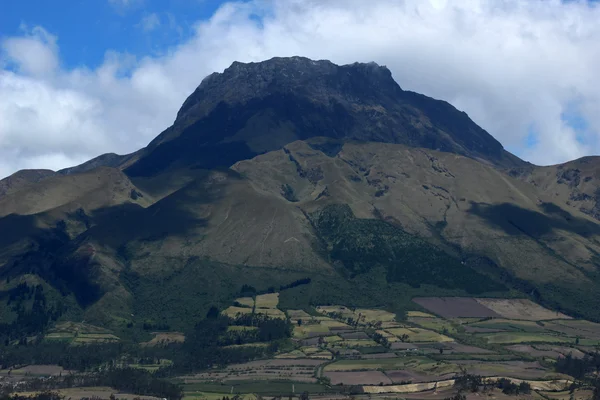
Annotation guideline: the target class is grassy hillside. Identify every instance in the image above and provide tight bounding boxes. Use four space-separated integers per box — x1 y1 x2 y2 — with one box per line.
1 141 600 338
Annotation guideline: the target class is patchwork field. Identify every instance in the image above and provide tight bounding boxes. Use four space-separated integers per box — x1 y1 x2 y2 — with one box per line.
413 297 501 318
181 359 324 384
223 292 286 319
179 297 600 398
44 322 120 344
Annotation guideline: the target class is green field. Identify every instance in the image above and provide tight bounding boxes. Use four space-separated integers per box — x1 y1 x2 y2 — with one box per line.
469 319 547 333
408 317 459 334
324 357 430 371
479 332 574 344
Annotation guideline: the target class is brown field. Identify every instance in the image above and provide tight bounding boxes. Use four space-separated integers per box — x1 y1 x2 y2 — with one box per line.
438 342 495 354
72 333 120 344
293 324 331 339
275 350 305 359
308 351 332 359
454 360 557 379
540 389 595 400
363 380 455 394
52 321 110 334
506 344 585 359
385 369 454 383
376 329 399 342
475 299 571 321
235 297 255 308
286 309 311 319
545 320 600 339
386 327 453 343
255 293 279 309
143 332 185 346
5 365 66 376
222 306 254 317
182 359 324 384
413 297 500 318
355 308 397 323
324 371 392 385
391 342 419 350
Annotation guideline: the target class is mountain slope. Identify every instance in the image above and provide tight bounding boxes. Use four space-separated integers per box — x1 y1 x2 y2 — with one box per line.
1 57 599 337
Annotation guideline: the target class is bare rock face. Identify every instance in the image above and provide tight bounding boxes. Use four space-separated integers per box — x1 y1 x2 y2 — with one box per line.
125 57 523 177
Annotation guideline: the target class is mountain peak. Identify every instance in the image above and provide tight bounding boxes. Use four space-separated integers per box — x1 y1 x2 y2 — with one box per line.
127 56 522 177
177 57 399 122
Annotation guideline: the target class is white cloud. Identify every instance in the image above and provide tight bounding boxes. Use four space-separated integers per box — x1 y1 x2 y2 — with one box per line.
137 13 161 32
2 0 600 179
1 26 59 77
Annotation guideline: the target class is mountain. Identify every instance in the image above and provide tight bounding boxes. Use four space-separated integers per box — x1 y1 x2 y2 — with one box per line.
1 57 599 339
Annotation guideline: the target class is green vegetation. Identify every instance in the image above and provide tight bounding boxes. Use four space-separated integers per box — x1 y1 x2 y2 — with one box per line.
479 332 575 344
311 204 507 293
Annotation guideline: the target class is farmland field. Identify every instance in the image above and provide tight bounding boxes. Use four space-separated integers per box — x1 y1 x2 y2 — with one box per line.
167 297 600 399
413 297 500 318
468 319 547 333
386 327 453 342
254 293 279 309
479 332 574 344
407 311 436 318
475 298 572 321
26 296 600 399
143 332 185 346
408 317 458 334
324 370 392 385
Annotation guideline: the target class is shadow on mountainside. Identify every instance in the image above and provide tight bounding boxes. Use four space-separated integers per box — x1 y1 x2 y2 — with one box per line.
468 202 600 238
0 174 231 308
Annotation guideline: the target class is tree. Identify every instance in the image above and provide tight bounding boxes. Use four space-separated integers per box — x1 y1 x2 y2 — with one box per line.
206 306 220 319
518 382 531 394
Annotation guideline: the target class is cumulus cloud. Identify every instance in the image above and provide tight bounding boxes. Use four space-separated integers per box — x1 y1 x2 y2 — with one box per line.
1 0 600 178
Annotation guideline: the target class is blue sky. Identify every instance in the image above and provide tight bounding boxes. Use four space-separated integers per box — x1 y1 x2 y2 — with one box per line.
1 0 600 177
1 0 229 69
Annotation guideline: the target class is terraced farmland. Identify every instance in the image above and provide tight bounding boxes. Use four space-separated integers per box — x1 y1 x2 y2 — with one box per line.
185 296 600 398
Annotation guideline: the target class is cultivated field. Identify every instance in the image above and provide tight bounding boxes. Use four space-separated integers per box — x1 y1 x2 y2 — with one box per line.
413 297 501 318
180 297 600 398
142 332 185 346
222 292 286 319
475 299 572 321
44 322 120 344
181 359 324 384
